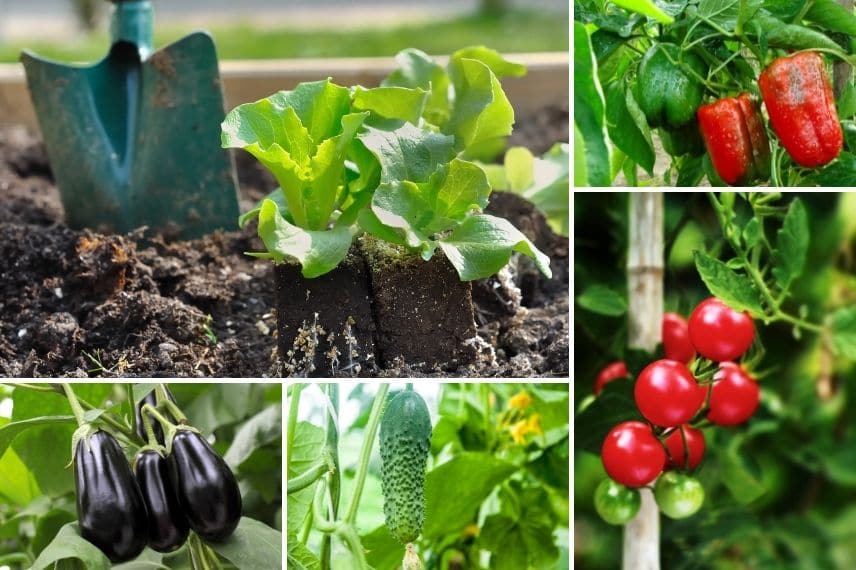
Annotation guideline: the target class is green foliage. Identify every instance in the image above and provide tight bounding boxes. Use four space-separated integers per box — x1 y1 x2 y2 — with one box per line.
0 10 569 63
481 144 570 236
573 22 611 187
0 383 282 569
288 383 569 570
224 46 551 281
576 0 856 186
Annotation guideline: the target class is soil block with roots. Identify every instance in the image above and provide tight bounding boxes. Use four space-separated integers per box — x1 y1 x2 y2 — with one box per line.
275 251 376 377
274 236 480 376
358 236 479 369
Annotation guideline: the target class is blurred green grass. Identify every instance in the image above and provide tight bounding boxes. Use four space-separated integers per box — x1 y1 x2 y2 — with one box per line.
0 10 568 63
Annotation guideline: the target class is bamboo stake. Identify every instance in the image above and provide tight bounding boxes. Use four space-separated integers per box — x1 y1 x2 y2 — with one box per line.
623 192 664 570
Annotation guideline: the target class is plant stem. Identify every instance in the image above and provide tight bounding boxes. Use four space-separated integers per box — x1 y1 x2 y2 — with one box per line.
337 524 370 570
142 404 177 430
141 406 159 448
481 384 492 450
0 383 54 392
313 477 338 533
126 383 136 440
288 456 332 494
188 533 215 570
287 383 303 470
344 383 389 525
161 397 188 423
75 395 136 441
321 384 340 570
61 384 87 427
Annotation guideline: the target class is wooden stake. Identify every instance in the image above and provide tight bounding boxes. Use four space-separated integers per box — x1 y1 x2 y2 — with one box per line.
623 192 663 570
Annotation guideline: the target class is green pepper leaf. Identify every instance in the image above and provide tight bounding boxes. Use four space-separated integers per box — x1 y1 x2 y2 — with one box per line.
573 22 611 186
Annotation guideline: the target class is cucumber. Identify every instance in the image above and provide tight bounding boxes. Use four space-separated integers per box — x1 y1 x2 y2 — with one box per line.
379 389 432 544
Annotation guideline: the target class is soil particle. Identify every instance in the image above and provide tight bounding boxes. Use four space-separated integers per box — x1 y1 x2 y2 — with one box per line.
0 118 567 377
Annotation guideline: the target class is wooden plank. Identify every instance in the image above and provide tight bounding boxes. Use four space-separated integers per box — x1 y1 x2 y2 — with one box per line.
0 52 568 130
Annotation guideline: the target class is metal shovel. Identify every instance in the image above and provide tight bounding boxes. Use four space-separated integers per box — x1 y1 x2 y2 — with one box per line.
21 0 239 239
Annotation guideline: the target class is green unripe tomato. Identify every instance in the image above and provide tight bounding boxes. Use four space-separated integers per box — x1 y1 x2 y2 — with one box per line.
594 479 641 525
654 472 705 519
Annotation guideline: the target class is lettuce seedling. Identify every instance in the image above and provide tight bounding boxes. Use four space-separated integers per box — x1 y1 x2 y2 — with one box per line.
356 123 552 280
222 79 372 277
382 46 527 161
222 47 552 282
480 144 570 236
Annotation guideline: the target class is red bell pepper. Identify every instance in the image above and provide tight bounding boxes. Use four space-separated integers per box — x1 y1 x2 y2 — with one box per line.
759 51 843 168
697 93 770 185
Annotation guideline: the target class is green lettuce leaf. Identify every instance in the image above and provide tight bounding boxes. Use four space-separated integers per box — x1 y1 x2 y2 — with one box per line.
439 214 553 281
254 199 353 278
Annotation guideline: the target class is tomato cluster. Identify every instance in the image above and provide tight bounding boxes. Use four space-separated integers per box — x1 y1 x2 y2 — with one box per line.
592 297 761 525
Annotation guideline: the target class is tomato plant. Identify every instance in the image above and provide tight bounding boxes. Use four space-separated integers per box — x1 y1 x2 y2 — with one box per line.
634 359 704 427
688 297 756 362
601 421 666 487
653 472 705 519
574 1 856 186
594 479 641 525
576 193 856 567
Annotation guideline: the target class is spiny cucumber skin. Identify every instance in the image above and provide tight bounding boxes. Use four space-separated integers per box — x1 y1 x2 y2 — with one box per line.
380 390 432 544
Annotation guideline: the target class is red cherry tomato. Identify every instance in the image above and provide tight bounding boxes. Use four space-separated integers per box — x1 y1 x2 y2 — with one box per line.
688 297 755 362
634 360 704 427
664 425 706 470
594 361 629 395
662 312 695 363
601 421 666 487
708 362 760 426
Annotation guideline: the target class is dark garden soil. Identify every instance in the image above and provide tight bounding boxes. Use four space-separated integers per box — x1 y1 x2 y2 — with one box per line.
0 106 568 378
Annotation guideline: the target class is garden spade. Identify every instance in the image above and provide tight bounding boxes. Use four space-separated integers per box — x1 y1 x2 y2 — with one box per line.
20 0 239 239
